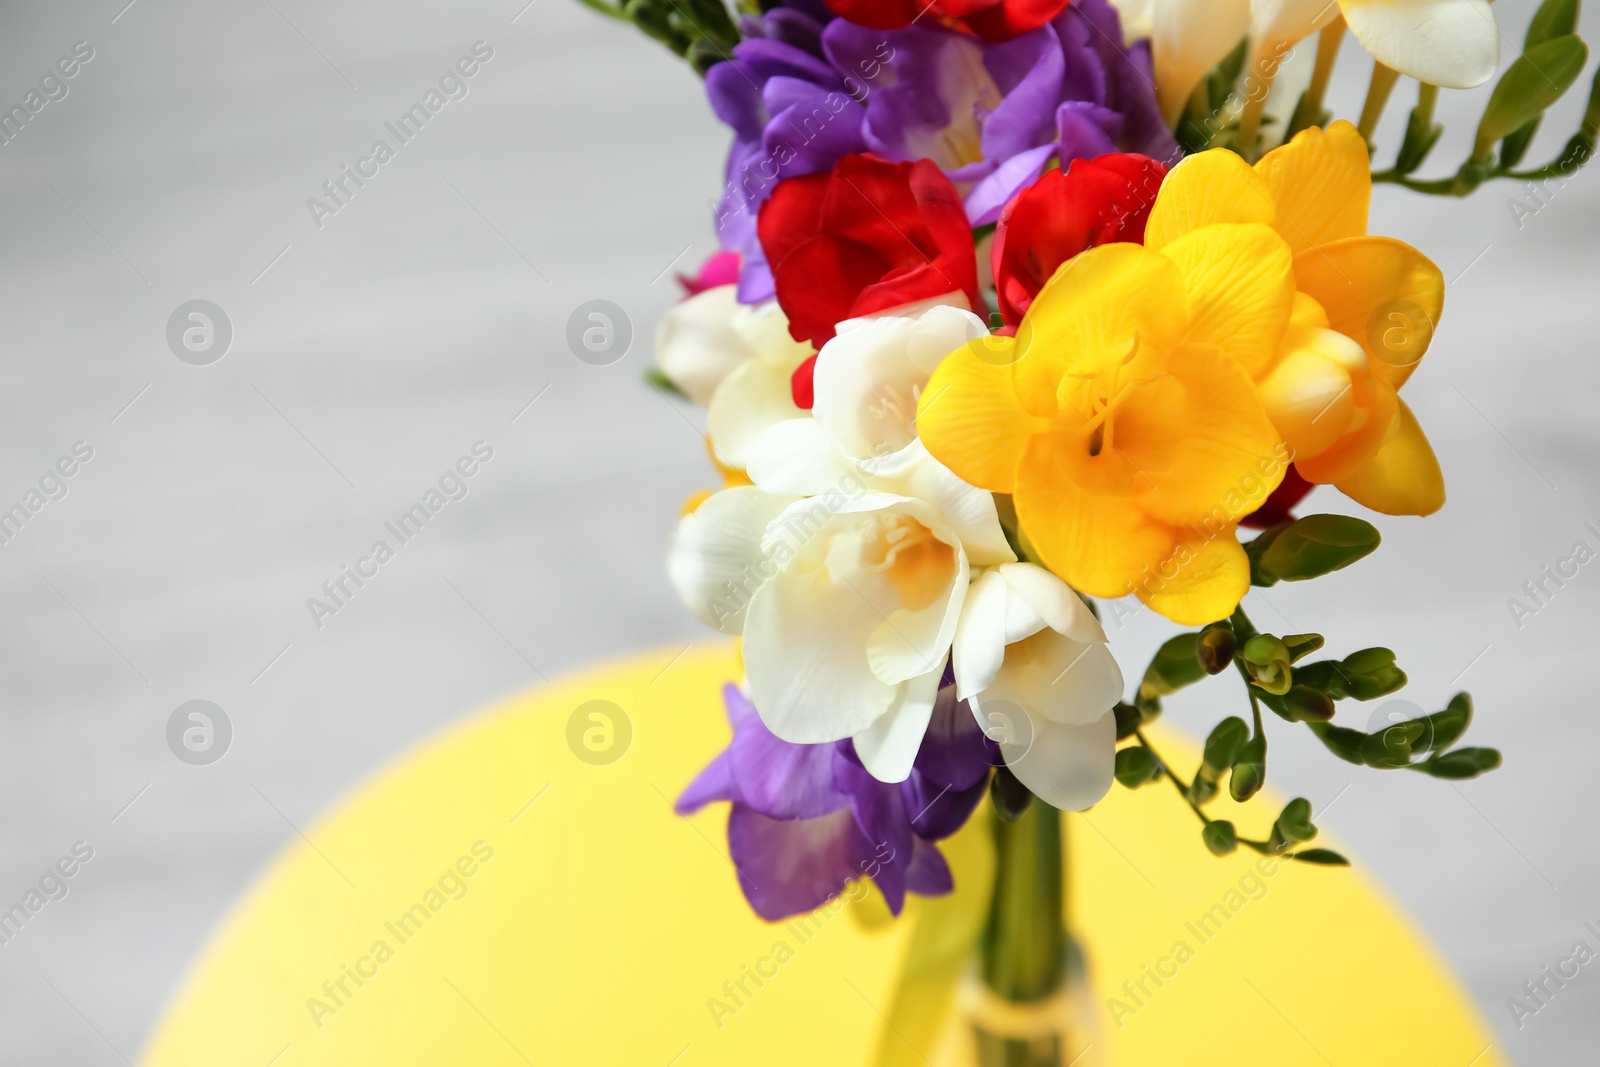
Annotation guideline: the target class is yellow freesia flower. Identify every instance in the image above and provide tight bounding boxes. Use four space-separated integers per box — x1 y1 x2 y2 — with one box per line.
917 122 1446 625
1145 120 1447 516
917 239 1287 625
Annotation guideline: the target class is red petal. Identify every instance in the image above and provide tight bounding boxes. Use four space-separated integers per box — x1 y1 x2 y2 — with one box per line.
791 354 818 409
1241 465 1315 529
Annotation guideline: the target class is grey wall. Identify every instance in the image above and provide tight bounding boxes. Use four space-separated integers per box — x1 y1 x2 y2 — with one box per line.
0 0 1593 1063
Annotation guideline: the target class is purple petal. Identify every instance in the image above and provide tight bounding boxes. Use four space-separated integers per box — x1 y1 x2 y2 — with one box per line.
905 837 954 897
677 750 740 813
730 705 851 820
727 805 864 921
978 28 1066 162
1055 100 1123 165
914 686 998 792
964 143 1055 226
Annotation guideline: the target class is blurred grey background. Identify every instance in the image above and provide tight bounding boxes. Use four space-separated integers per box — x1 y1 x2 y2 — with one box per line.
0 0 1593 1062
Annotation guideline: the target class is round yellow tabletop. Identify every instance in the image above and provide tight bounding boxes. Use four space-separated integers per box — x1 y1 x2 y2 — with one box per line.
140 644 1505 1067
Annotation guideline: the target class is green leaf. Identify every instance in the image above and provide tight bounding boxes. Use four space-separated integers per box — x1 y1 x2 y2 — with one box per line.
1244 524 1289 587
643 366 687 398
1477 36 1590 155
1114 746 1162 789
1290 848 1350 866
1138 633 1205 714
1527 0 1580 47
1417 747 1503 780
1203 820 1239 857
1202 717 1250 771
1276 798 1317 843
1257 514 1381 583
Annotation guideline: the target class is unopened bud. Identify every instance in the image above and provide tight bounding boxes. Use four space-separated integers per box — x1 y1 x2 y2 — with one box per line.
1197 627 1237 675
1242 635 1293 696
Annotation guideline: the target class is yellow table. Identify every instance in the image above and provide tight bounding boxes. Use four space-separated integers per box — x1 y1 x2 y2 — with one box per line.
140 645 1505 1066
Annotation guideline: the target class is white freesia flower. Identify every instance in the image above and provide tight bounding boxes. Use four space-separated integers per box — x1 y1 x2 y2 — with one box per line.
668 470 1014 783
1251 0 1498 90
954 564 1125 811
1147 0 1253 124
655 287 813 468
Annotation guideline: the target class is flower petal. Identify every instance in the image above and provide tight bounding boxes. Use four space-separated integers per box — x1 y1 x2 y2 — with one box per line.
980 627 1125 725
917 336 1050 492
1001 708 1116 810
655 286 751 407
1015 433 1177 599
1342 0 1500 90
667 487 791 634
953 568 1010 699
1257 323 1367 460
1149 0 1253 123
853 668 943 783
1292 236 1445 390
745 417 855 496
1135 531 1252 625
1253 120 1372 256
1335 397 1446 516
707 351 809 469
1143 147 1275 250
1160 221 1297 378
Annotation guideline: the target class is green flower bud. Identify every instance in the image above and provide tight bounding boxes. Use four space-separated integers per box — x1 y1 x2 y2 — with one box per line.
1255 514 1381 583
1114 746 1162 789
1242 635 1293 696
1282 685 1335 723
1202 717 1250 771
1476 35 1589 158
1113 702 1143 741
1276 797 1317 844
1197 626 1237 675
1340 647 1407 701
1230 736 1266 802
1418 747 1503 780
1289 848 1349 866
1203 820 1238 856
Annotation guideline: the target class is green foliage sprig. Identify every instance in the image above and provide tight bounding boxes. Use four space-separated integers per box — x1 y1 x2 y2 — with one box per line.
1111 513 1502 866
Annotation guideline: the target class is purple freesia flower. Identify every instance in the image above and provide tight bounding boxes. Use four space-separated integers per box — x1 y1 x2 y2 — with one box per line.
677 682 992 921
705 0 1177 301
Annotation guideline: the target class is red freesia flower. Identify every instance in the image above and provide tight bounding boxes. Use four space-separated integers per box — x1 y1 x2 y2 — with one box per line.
759 154 983 407
992 153 1168 326
824 0 1070 41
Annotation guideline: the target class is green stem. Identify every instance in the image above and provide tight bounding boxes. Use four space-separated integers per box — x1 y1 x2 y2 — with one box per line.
1306 19 1345 110
1357 62 1401 142
977 802 1066 1066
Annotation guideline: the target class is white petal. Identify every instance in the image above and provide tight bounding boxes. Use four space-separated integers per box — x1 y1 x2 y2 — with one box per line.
745 418 855 497
852 668 942 783
953 568 1010 700
665 487 790 634
899 451 1017 567
731 299 812 364
655 286 749 408
743 557 898 744
1152 0 1254 123
812 304 987 462
1342 0 1499 89
1251 0 1339 46
996 563 1106 646
1003 710 1116 812
980 628 1124 726
708 357 807 469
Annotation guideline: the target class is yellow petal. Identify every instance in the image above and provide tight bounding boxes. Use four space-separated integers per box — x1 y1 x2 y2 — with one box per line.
1161 222 1296 379
1335 397 1446 516
1144 149 1276 251
1017 243 1188 413
1292 236 1445 390
1135 532 1251 626
1257 324 1367 460
1119 343 1287 528
1290 291 1330 329
1253 120 1372 256
917 338 1049 494
1296 379 1400 484
1014 434 1175 600
1342 0 1500 90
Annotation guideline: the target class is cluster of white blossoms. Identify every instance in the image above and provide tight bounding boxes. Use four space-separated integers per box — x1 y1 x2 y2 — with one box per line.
659 289 1126 809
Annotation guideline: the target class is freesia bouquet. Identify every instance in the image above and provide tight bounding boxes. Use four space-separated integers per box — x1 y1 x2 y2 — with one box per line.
579 0 1596 1058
